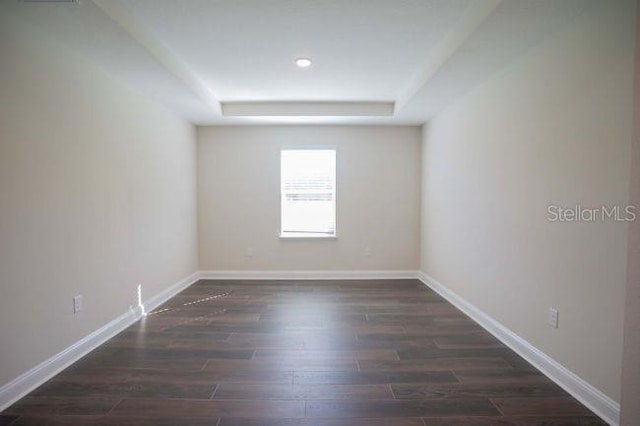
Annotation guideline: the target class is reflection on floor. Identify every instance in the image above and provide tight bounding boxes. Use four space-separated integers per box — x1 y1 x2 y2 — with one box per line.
1 279 606 425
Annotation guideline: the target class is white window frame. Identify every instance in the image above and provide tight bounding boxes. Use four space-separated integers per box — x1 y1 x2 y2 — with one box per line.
280 148 337 239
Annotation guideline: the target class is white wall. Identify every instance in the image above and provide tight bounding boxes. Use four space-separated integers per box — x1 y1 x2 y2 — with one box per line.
198 126 421 271
620 2 640 423
0 12 198 386
421 0 635 402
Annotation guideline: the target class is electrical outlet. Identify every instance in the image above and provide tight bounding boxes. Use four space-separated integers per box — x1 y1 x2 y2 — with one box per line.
73 295 83 313
548 308 558 328
364 247 372 257
246 247 254 258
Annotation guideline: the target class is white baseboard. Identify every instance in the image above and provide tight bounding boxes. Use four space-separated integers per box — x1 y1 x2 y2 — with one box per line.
418 271 620 426
198 270 420 280
0 271 200 413
144 272 200 313
0 308 137 413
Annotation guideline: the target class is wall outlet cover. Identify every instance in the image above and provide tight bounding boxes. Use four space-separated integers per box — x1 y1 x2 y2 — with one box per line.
548 308 559 328
73 295 83 313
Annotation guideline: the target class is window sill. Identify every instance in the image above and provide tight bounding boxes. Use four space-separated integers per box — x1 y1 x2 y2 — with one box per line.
280 233 337 240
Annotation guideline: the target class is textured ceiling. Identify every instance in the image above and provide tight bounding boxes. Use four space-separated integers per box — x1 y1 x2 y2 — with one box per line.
2 0 595 125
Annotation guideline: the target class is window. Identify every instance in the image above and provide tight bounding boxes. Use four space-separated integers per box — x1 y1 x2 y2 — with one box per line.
281 149 336 238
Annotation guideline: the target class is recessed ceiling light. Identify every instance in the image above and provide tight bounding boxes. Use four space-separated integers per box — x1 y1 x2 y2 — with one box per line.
295 58 312 68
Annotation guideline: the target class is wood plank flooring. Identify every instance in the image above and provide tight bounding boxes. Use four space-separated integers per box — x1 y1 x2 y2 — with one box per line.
1 279 607 425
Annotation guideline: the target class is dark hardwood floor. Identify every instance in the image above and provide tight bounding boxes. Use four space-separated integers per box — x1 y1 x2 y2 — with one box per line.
1 279 607 425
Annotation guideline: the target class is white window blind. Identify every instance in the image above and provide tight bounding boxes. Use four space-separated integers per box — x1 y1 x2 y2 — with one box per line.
281 149 336 237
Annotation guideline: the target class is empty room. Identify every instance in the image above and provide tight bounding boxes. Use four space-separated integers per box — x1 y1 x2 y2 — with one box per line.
1 0 638 425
